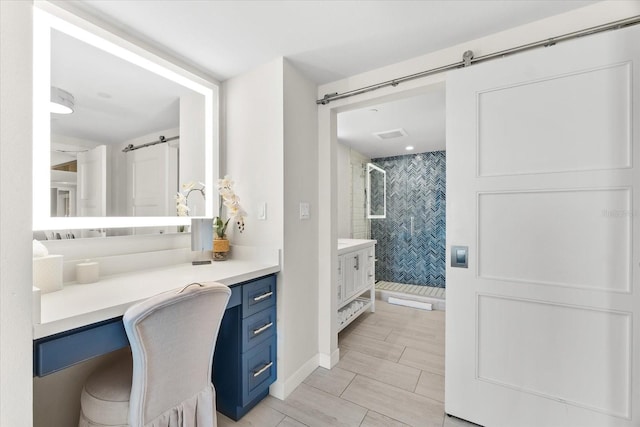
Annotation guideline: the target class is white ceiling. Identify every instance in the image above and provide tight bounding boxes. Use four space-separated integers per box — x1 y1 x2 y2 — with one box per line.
53 0 597 154
338 84 446 158
51 29 191 145
66 0 596 84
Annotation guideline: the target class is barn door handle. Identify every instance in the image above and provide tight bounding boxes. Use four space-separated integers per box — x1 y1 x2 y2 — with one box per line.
451 246 468 268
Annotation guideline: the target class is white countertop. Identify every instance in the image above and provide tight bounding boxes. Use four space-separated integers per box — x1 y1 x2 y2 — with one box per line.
337 238 376 255
34 259 279 339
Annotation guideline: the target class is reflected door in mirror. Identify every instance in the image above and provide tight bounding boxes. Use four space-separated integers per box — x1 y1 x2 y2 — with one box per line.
126 143 178 217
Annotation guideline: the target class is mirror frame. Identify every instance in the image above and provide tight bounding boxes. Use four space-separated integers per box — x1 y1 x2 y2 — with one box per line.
366 163 386 219
33 5 218 230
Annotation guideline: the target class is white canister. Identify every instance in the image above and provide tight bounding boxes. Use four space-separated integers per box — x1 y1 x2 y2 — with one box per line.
76 261 99 284
33 255 63 294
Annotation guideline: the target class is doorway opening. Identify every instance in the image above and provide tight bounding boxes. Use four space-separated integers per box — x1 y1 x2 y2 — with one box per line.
336 83 446 310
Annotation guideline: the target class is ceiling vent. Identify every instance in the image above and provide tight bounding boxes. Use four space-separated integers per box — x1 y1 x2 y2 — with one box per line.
373 128 408 140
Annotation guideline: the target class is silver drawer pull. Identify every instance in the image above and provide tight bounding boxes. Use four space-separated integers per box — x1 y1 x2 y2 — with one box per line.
253 361 273 378
253 322 274 335
253 291 273 302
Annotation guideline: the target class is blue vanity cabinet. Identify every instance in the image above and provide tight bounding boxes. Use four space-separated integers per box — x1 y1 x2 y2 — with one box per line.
33 272 277 420
33 284 244 377
214 274 277 420
33 273 278 421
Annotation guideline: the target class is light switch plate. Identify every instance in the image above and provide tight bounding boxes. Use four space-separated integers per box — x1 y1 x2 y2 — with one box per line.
257 202 267 220
299 202 310 220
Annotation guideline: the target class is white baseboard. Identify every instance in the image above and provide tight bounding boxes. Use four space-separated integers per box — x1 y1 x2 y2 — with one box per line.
269 353 319 400
388 296 432 311
318 348 340 369
376 289 446 311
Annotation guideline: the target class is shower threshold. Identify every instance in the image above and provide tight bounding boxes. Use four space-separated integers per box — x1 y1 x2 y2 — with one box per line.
375 281 446 310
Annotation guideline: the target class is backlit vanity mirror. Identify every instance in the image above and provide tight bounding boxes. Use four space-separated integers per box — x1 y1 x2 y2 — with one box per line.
366 163 386 219
33 7 217 233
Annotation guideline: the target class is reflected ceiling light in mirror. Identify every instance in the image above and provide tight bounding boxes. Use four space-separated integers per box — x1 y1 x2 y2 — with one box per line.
405 145 415 151
50 86 74 114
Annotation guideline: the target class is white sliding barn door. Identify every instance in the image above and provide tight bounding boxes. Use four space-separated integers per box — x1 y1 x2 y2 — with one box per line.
126 143 173 217
445 25 639 427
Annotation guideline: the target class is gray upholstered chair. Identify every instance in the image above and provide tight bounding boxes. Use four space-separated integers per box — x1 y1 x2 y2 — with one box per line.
78 282 231 427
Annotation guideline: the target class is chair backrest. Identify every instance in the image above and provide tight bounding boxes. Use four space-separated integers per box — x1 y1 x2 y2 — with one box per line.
123 282 231 426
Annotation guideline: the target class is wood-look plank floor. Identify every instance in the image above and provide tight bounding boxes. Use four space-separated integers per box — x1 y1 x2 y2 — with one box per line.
217 299 477 427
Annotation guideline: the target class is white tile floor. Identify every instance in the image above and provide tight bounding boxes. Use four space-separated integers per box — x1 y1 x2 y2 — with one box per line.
217 299 479 427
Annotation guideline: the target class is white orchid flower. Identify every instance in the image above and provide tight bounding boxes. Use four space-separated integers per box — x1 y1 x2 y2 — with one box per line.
217 176 234 189
219 189 233 199
223 196 238 206
214 175 246 234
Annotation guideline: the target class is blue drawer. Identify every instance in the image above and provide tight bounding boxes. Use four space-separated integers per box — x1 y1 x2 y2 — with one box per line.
242 336 277 406
242 275 276 318
242 305 276 351
34 317 128 376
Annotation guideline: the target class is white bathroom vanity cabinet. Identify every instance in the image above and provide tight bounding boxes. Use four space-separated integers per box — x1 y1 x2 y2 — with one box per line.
337 239 376 332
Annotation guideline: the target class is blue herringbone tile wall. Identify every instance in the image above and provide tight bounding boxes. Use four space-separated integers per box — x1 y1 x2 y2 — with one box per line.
371 151 446 287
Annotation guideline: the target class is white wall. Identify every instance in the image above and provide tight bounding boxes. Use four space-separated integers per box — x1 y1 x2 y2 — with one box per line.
281 59 319 396
336 143 351 238
223 59 284 246
317 0 640 368
223 58 319 399
0 1 34 425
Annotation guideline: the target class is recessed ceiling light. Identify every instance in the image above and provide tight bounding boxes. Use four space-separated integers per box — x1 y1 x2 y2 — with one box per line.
405 146 414 151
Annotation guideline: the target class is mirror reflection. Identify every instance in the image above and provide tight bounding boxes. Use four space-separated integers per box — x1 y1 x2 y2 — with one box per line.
49 29 205 219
